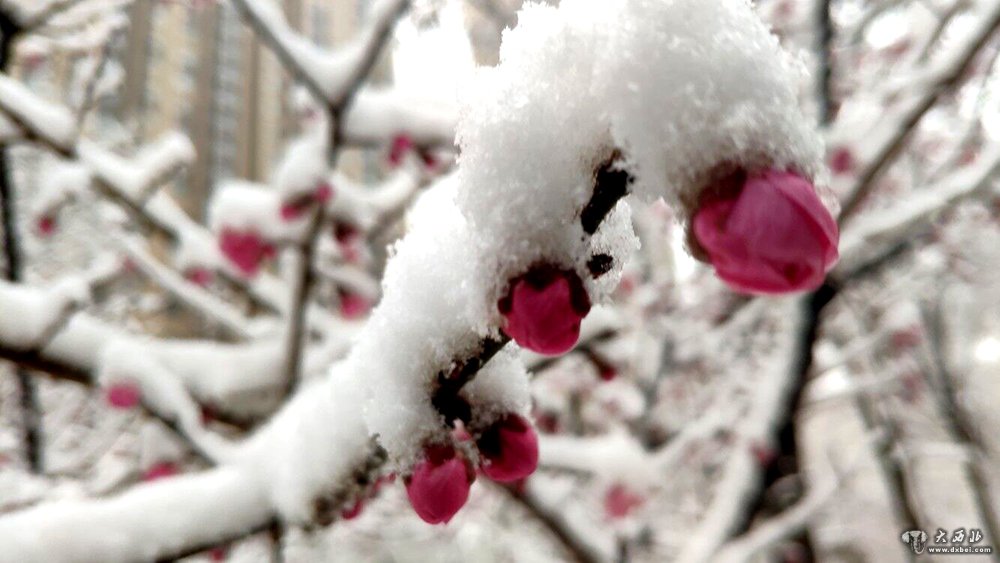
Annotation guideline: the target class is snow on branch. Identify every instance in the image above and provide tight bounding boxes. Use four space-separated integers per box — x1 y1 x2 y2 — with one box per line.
0 466 272 563
835 145 1000 279
0 73 76 151
678 301 805 562
230 0 409 108
835 0 1000 222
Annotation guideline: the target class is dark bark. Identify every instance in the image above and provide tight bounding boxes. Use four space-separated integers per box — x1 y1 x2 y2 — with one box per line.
0 12 43 474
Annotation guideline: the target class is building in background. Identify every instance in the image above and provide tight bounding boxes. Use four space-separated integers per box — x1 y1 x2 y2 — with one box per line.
117 0 380 220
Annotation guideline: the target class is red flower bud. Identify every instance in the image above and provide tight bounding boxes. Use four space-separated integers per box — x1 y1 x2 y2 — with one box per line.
218 228 275 277
143 461 178 482
828 147 855 175
280 201 308 222
341 499 364 520
36 216 56 237
315 182 334 204
339 291 371 320
477 415 539 483
388 134 414 167
603 483 644 519
184 267 214 288
106 381 141 410
692 169 839 295
498 266 591 355
405 445 474 524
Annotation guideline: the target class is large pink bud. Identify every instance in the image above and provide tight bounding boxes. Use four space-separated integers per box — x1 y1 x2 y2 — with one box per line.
692 169 839 295
218 228 276 277
498 266 591 355
405 445 474 525
477 414 539 483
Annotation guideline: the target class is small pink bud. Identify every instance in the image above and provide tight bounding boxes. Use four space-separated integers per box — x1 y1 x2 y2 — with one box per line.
890 327 922 350
36 216 56 237
333 223 360 245
388 134 414 167
534 411 560 433
499 266 591 355
185 267 214 288
829 147 855 175
208 547 228 562
405 445 474 525
339 291 371 320
315 182 334 203
477 415 539 483
420 150 438 170
143 461 178 482
106 381 141 410
750 442 777 467
218 228 275 277
341 499 364 520
280 201 308 222
692 169 839 295
586 351 617 381
603 483 644 519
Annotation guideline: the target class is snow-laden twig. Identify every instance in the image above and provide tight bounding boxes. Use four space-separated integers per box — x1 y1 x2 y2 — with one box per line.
835 145 1000 279
837 0 1000 222
229 0 408 109
677 300 806 563
0 73 76 151
713 432 883 563
118 236 257 340
0 466 272 563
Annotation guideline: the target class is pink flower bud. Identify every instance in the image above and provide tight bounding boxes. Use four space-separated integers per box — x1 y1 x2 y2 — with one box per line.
339 291 371 320
333 222 360 245
692 169 839 295
829 147 855 175
208 546 228 562
280 201 308 222
184 267 214 288
341 499 364 520
106 381 141 410
218 228 275 277
142 461 178 482
405 445 474 525
315 182 334 203
477 415 539 483
388 134 414 167
36 216 56 237
750 442 777 467
603 483 644 519
499 266 591 355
